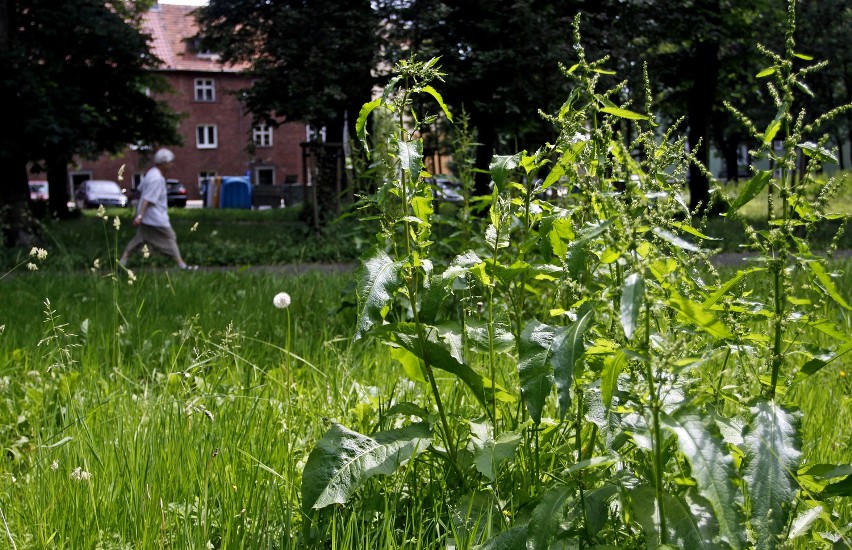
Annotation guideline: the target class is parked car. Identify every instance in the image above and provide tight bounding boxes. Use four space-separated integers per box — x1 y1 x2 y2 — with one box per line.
29 181 49 202
429 175 464 204
166 179 188 208
74 180 128 209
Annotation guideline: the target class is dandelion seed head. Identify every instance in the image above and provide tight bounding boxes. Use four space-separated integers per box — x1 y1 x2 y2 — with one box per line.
273 292 291 309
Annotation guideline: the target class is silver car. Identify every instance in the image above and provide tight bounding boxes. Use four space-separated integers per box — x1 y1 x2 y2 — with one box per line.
75 180 128 209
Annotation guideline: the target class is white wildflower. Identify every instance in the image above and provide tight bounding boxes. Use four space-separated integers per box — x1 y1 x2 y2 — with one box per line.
191 222 199 232
0 376 9 391
206 541 214 550
92 258 100 271
70 467 91 481
29 247 47 260
113 216 121 230
26 262 38 271
97 205 107 219
50 460 59 471
273 292 291 309
127 270 136 286
118 164 126 182
142 244 150 259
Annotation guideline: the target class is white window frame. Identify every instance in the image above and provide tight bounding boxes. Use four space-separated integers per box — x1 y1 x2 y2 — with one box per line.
196 125 218 149
252 124 273 148
194 78 215 102
255 166 275 186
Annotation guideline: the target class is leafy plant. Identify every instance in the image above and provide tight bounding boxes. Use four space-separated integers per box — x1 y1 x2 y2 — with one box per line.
302 3 851 548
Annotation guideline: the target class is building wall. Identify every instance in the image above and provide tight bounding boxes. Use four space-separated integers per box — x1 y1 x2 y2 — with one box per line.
71 71 306 200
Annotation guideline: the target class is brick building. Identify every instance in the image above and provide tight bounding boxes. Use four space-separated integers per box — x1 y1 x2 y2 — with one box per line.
69 3 307 203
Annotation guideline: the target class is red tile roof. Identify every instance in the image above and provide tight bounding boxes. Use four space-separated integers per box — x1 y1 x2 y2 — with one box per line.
143 3 249 73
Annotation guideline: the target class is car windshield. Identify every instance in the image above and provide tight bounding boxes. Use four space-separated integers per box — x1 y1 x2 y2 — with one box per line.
89 181 121 193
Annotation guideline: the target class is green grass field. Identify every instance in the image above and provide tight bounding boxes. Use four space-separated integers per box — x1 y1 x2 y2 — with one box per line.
1 259 850 548
1 172 851 547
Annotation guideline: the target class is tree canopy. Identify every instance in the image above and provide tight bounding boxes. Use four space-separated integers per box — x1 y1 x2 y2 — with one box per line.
196 0 380 137
0 0 179 241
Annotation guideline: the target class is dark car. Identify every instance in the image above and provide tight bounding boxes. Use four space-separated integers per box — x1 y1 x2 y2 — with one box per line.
29 181 49 202
166 179 188 208
74 180 128 209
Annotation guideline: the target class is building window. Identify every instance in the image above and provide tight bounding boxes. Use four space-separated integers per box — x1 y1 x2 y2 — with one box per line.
198 171 217 188
252 125 273 148
196 125 218 149
256 167 275 186
194 79 215 102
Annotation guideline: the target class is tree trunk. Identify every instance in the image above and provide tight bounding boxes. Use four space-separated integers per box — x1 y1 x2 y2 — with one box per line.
473 117 496 197
687 40 720 214
47 154 72 218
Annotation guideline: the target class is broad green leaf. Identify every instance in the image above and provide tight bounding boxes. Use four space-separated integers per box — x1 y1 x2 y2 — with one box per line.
670 221 721 241
490 154 520 192
823 476 852 497
585 484 619 536
387 323 490 409
601 350 627 412
355 248 403 340
356 98 382 150
600 106 649 120
552 309 595 418
662 412 745 549
704 267 766 307
632 486 723 550
807 261 852 310
397 138 424 185
792 52 814 61
756 67 775 78
652 227 700 252
787 506 823 540
301 422 431 509
620 273 644 340
420 85 453 123
728 171 772 212
795 338 852 381
799 141 838 164
528 484 573 550
470 427 523 481
465 319 515 353
668 294 734 340
473 525 528 550
389 345 425 381
518 319 555 424
744 400 802 550
763 118 782 145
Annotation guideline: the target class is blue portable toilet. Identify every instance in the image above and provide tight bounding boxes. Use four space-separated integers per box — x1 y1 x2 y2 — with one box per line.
220 176 252 209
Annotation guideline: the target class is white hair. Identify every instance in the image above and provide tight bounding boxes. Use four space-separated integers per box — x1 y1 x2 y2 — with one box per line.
154 148 175 165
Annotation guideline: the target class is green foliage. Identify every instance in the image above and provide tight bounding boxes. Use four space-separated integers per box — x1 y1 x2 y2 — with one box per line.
304 4 852 548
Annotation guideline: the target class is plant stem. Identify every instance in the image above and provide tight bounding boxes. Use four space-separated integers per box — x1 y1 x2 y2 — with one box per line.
643 304 667 543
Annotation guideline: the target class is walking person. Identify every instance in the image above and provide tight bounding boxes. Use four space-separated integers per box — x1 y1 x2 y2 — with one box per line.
119 148 196 270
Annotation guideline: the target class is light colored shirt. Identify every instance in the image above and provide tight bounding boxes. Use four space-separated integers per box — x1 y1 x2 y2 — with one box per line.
137 166 170 228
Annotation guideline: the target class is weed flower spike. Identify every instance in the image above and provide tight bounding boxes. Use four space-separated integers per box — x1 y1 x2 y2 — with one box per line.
29 247 47 260
273 292 291 309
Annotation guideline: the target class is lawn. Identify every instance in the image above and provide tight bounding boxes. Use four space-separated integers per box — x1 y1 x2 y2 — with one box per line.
1 251 850 548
